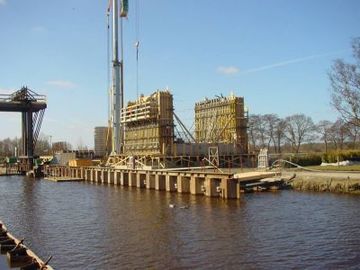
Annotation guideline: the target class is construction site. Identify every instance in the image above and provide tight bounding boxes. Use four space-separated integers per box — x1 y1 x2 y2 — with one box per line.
0 0 284 199
104 89 251 169
41 0 275 201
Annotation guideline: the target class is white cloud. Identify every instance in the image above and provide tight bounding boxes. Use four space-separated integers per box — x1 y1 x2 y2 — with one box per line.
242 55 321 74
217 66 240 75
46 80 77 89
0 87 14 94
0 0 6 6
241 50 347 74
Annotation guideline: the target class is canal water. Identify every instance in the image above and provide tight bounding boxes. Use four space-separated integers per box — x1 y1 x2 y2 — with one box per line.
0 176 359 269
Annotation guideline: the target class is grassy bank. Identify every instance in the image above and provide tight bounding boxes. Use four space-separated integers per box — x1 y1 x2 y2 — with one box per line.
306 165 360 172
281 170 360 194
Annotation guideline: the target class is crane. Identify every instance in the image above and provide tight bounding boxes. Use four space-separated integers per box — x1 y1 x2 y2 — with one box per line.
107 0 128 155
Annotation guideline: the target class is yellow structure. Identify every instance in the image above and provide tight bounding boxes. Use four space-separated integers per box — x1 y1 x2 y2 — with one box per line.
94 126 111 157
121 90 174 156
69 159 93 167
195 93 248 153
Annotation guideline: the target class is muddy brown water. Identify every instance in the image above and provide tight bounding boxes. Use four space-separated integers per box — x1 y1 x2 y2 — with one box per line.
0 176 359 269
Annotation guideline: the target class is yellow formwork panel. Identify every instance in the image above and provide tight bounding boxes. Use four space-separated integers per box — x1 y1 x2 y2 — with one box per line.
194 95 248 153
122 90 174 156
69 159 93 167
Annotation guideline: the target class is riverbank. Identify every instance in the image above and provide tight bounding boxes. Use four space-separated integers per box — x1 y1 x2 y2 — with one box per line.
282 170 360 194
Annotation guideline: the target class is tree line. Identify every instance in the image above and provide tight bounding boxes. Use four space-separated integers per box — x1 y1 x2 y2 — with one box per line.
1 38 359 157
250 37 360 154
0 135 73 157
248 113 359 153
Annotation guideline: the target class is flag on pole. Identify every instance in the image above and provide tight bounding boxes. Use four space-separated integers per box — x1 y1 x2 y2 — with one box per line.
120 0 129 17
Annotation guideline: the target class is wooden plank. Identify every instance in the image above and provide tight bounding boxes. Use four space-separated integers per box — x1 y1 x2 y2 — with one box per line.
233 171 276 181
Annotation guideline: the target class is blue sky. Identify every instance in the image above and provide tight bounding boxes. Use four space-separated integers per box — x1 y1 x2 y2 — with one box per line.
0 0 359 148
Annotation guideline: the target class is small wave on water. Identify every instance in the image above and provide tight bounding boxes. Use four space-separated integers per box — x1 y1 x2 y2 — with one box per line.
0 176 359 269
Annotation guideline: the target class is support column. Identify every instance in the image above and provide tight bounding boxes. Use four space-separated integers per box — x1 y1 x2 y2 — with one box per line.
128 172 136 187
178 176 190 193
155 174 166 190
146 174 155 189
190 176 204 195
108 171 113 185
121 172 128 186
166 174 177 192
236 181 241 199
114 171 119 185
150 174 156 189
220 178 237 199
102 170 109 184
137 173 146 188
145 174 151 189
204 178 221 197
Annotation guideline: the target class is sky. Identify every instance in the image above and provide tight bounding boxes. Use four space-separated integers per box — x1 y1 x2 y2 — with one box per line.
0 0 359 148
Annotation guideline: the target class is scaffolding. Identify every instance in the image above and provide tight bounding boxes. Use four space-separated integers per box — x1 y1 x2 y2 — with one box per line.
121 90 174 156
195 93 248 153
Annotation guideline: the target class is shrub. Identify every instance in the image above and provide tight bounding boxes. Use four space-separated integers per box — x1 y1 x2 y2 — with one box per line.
322 150 360 163
286 154 322 166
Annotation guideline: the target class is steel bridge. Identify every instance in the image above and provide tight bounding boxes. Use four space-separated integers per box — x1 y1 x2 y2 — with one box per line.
0 86 47 171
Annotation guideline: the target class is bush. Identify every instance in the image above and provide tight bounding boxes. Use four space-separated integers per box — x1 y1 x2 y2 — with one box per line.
322 150 360 163
286 154 322 166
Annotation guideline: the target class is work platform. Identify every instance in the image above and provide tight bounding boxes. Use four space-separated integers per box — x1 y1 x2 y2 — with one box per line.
44 166 280 199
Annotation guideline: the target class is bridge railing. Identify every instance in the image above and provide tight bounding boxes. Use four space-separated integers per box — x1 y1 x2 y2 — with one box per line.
0 93 47 103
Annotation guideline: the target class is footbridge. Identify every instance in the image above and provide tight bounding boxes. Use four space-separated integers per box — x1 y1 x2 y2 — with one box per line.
0 86 47 171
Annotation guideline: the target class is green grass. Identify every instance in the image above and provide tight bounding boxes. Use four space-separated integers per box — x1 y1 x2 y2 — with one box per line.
306 165 360 171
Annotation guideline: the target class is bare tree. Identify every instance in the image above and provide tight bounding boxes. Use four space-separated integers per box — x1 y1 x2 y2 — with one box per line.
317 120 333 153
247 115 259 152
274 119 287 153
285 114 316 153
329 37 360 128
248 114 268 151
52 141 72 152
263 114 281 152
76 137 88 151
344 121 359 148
0 137 21 157
34 133 51 155
328 118 352 150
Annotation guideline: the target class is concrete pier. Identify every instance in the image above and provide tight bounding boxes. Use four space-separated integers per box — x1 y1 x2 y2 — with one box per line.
155 174 166 190
44 166 278 199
